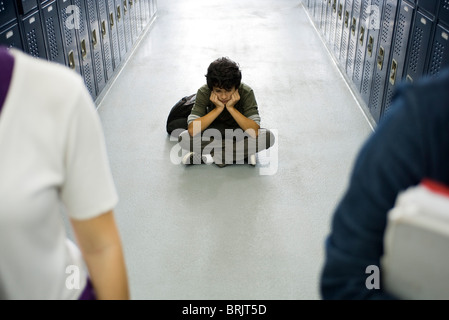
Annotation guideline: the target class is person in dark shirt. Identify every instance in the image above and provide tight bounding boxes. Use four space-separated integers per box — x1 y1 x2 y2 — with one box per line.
178 57 275 167
320 67 449 299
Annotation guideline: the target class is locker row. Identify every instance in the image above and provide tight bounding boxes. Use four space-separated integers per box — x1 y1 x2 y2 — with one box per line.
304 0 449 124
0 0 157 101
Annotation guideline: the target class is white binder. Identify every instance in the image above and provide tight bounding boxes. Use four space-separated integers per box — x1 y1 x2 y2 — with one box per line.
381 179 449 300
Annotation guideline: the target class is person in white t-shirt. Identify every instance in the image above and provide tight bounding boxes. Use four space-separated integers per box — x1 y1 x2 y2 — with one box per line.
0 46 129 300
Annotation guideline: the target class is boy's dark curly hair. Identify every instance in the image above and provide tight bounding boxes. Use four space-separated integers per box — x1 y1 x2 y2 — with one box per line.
206 57 242 91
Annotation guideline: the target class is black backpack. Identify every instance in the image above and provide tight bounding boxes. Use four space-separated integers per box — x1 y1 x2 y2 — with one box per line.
166 93 196 136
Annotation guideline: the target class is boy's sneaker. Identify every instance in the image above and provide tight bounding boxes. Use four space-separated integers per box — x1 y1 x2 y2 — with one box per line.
214 162 227 168
182 152 203 165
248 154 257 166
202 154 214 165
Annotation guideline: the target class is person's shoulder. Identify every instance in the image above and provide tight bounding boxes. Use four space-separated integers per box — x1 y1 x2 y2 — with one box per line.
408 68 449 113
197 84 210 94
10 49 93 115
11 49 84 88
388 67 449 124
414 68 449 92
239 82 253 93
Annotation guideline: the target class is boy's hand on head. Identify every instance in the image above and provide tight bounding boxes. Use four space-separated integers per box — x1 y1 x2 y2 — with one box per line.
210 92 225 109
226 90 240 109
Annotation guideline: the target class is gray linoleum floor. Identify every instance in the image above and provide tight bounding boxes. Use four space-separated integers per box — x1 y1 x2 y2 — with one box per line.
94 0 374 300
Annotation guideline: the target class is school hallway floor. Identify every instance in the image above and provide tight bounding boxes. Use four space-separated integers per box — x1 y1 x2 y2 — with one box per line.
95 0 374 299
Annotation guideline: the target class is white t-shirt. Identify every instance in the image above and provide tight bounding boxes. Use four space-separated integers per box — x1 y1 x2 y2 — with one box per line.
0 49 118 299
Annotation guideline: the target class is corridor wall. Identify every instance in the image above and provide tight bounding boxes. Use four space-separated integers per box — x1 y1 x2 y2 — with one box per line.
0 0 157 102
304 0 449 124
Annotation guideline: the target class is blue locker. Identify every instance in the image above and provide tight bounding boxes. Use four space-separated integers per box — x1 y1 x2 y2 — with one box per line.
416 0 439 17
151 0 157 19
138 0 147 29
21 10 47 59
404 10 433 82
0 23 24 49
129 0 138 44
134 0 142 34
339 0 353 66
114 0 127 60
360 0 384 104
310 0 316 23
145 0 156 22
382 0 414 119
329 0 339 47
346 0 362 79
319 0 328 30
310 0 316 17
106 0 121 70
0 0 17 30
73 0 96 99
352 0 373 92
427 24 449 76
41 1 65 65
438 0 449 27
324 0 333 41
85 0 106 95
333 0 346 59
367 0 399 123
97 0 114 80
17 0 38 15
121 0 133 52
312 0 319 24
319 0 328 33
58 0 81 74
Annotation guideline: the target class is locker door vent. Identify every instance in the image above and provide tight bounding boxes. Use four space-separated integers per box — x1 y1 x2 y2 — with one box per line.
393 13 407 56
45 16 59 61
26 28 39 57
428 40 445 76
408 27 424 73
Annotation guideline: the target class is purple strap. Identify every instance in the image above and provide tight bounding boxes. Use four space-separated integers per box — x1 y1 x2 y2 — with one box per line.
0 46 15 113
79 277 97 300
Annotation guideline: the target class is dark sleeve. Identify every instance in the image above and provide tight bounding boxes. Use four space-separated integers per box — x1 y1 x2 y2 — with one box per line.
320 88 427 300
188 86 210 124
240 87 259 119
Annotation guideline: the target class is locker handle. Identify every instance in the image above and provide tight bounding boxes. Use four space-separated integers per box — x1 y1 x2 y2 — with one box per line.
68 50 76 70
123 1 128 14
344 11 349 28
129 0 133 7
351 18 356 35
338 4 343 19
367 36 374 57
332 0 336 13
117 6 121 20
377 46 384 70
110 13 115 27
389 59 397 85
102 20 107 36
92 29 98 48
81 39 87 60
359 26 365 46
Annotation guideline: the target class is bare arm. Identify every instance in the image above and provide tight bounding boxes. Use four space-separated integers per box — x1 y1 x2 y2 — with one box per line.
226 90 260 138
188 105 224 136
70 210 130 300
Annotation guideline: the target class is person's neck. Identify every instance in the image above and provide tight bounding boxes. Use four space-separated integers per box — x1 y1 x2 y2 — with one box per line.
0 46 15 112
